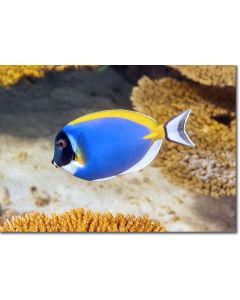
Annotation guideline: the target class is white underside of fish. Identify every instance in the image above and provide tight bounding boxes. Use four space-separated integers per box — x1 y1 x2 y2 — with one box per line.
93 139 162 181
119 139 162 176
62 160 83 175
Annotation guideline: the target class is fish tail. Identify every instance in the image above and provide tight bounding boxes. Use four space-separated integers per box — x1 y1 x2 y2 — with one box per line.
164 110 195 147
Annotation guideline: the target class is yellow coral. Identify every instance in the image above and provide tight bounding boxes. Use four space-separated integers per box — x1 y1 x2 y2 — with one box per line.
169 65 236 87
0 65 97 87
0 208 166 233
131 77 236 198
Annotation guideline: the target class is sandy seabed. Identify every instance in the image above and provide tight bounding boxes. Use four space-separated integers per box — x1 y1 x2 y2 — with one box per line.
0 135 236 232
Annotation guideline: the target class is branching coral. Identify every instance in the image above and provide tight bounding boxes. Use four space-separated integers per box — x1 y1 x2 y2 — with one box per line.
131 77 236 198
0 208 19 226
0 65 97 88
0 208 166 233
169 65 236 87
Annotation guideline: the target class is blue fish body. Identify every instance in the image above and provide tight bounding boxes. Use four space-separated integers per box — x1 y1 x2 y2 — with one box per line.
62 117 152 180
52 109 194 181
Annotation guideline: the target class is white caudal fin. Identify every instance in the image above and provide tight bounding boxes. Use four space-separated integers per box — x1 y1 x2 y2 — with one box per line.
164 110 195 147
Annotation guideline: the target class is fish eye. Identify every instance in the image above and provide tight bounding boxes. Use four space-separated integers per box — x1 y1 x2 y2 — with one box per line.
57 139 67 149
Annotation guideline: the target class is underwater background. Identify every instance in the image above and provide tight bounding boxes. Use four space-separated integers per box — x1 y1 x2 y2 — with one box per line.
0 65 236 232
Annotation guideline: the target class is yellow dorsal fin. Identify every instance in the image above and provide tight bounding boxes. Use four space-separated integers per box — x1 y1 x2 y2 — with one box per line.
68 109 157 128
143 124 165 142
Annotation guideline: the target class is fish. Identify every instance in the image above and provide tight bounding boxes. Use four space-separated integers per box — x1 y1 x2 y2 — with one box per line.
52 109 194 181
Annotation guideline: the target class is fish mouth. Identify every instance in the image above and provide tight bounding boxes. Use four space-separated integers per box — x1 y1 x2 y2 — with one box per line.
51 159 59 168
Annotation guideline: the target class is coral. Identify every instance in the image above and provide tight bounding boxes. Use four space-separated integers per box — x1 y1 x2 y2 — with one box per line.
0 65 97 88
169 65 236 87
0 208 19 225
131 77 236 198
0 208 166 233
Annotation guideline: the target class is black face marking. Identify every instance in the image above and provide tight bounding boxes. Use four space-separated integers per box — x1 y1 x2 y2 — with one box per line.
52 131 74 167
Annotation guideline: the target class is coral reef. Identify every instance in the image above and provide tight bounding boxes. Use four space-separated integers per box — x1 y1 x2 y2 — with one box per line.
0 65 97 87
131 77 236 198
0 208 167 233
0 207 19 225
169 65 236 87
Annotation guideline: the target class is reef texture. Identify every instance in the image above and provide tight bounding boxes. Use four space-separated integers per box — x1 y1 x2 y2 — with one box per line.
0 208 166 233
0 208 19 226
169 65 236 87
0 65 97 87
131 77 236 198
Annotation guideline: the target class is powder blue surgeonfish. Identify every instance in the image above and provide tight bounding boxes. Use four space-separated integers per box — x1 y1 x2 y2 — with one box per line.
52 109 194 181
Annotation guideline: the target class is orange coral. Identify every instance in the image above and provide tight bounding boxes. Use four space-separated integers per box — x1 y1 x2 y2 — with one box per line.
0 208 19 226
0 65 97 87
169 65 236 87
0 208 166 233
131 77 236 198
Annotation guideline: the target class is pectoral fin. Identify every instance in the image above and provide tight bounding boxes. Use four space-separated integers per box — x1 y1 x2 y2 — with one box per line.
75 146 85 165
75 133 88 166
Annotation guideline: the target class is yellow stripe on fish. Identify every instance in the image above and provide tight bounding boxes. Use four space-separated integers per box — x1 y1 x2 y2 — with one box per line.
68 109 155 128
143 124 165 141
68 109 165 141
